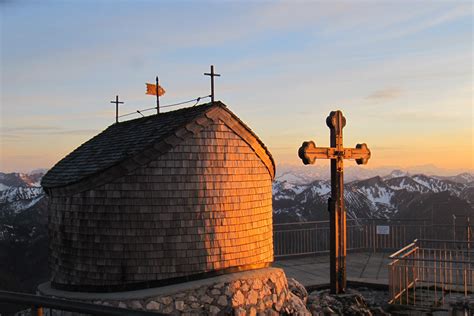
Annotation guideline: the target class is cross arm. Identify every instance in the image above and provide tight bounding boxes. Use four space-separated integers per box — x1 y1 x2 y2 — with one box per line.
298 141 331 165
298 141 371 165
345 143 371 165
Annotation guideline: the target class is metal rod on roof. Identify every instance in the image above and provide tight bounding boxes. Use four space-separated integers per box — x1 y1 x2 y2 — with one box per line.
156 76 160 114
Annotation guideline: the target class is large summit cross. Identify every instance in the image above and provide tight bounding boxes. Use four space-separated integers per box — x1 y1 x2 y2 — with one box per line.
298 110 371 294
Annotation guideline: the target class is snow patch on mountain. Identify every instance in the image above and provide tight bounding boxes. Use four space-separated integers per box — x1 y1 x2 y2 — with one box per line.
310 181 331 196
273 181 308 200
385 176 430 193
412 174 463 196
0 171 46 214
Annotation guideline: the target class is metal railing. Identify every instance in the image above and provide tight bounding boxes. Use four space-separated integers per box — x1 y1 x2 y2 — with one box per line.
388 239 473 307
0 290 162 316
273 217 472 258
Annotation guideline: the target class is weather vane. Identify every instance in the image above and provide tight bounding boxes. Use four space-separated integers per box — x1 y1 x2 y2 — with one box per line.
146 76 166 114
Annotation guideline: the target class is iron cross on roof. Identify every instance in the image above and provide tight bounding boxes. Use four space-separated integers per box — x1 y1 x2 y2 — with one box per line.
204 65 220 103
110 95 124 124
298 110 371 294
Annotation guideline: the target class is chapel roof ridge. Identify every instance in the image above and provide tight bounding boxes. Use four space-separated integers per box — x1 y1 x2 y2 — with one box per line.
41 100 275 191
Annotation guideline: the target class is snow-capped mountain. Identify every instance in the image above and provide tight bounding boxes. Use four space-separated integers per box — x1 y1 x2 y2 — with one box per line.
0 172 46 214
0 170 49 296
437 172 474 185
273 171 473 223
411 174 465 196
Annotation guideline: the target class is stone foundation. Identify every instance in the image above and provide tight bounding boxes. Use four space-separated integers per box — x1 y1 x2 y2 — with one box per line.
38 267 310 315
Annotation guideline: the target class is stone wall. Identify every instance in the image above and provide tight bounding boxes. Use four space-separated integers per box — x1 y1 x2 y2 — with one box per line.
48 120 273 290
38 268 310 315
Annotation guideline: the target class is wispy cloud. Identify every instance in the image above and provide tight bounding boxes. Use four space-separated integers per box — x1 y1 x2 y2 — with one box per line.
48 129 99 135
366 88 402 102
1 125 99 136
1 126 62 132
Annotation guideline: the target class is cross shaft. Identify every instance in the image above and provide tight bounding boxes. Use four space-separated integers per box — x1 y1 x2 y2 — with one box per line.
298 110 370 294
204 65 221 103
110 95 124 124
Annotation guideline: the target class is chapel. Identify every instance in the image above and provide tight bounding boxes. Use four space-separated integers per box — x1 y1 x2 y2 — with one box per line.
41 101 275 292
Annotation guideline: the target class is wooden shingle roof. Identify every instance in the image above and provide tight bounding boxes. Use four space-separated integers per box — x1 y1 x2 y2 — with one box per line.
41 101 275 191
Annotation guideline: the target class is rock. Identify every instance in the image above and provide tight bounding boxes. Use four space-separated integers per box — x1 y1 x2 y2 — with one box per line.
232 280 241 290
274 278 283 295
257 300 266 311
217 295 228 306
210 288 221 296
201 294 214 304
322 306 336 314
188 295 198 302
272 294 278 304
101 301 111 307
214 282 225 289
264 297 273 309
269 273 278 284
209 305 221 315
145 301 161 311
224 285 233 296
197 286 208 296
130 300 143 310
160 296 173 305
118 302 127 309
287 277 308 303
307 289 381 316
249 306 257 316
278 291 286 305
232 290 245 307
234 307 246 316
275 301 283 312
191 302 201 309
252 279 263 290
175 300 185 311
266 310 279 316
162 305 174 313
263 285 272 296
370 306 390 315
241 283 250 292
247 290 259 305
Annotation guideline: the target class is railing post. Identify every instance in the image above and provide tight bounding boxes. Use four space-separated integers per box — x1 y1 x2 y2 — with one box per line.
31 306 43 316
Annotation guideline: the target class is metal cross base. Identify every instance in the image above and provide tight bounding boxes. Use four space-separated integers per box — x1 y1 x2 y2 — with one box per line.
298 110 371 294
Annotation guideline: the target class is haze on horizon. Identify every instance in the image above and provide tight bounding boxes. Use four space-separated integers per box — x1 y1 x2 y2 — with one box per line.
1 1 472 174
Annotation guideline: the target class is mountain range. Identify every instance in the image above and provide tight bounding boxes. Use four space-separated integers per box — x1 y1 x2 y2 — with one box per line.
0 168 472 300
273 169 473 223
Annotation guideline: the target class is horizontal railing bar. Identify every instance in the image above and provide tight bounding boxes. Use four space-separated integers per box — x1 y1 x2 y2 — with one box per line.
416 238 474 245
389 240 417 259
390 257 473 264
0 291 162 316
273 217 436 226
274 250 330 258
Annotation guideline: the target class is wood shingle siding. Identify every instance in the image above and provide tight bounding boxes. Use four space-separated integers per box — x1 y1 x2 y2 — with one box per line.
43 103 275 292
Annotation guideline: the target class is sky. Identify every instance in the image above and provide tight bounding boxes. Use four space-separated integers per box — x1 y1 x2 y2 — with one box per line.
1 0 473 174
